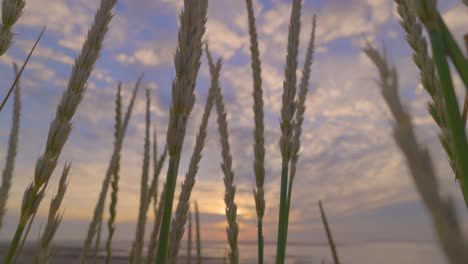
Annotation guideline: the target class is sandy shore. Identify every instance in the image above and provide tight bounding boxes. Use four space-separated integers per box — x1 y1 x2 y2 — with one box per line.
0 244 224 263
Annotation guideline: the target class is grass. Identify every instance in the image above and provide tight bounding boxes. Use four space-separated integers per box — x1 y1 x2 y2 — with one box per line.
1 0 468 264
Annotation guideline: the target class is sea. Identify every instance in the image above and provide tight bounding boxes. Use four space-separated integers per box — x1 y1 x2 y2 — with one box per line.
85 240 447 263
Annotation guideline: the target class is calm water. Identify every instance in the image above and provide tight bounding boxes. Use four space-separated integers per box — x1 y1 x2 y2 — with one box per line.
85 240 446 264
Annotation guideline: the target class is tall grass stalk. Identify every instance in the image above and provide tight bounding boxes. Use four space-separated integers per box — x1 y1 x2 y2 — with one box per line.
35 164 71 264
155 0 208 262
92 220 102 264
81 76 143 263
0 0 25 56
276 1 302 263
414 0 468 204
0 63 21 230
4 0 118 261
364 42 468 264
195 202 201 264
318 200 340 264
187 208 192 264
146 182 166 264
209 47 239 264
144 130 167 264
244 1 266 262
287 14 316 218
167 44 217 264
104 83 122 264
131 89 152 264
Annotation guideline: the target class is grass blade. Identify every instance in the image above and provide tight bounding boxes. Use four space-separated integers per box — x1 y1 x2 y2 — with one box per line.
318 201 340 264
0 63 21 230
0 27 45 112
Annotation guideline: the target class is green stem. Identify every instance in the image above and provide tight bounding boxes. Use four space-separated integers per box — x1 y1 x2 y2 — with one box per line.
436 14 468 89
195 203 202 264
257 219 263 264
4 220 27 264
155 157 180 264
429 28 468 205
276 162 289 264
318 201 340 264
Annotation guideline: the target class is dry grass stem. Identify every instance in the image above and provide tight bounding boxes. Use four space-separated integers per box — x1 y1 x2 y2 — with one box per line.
244 1 266 261
105 83 122 264
208 46 239 264
130 89 152 264
145 182 166 264
0 27 45 112
167 44 217 264
364 42 468 264
318 200 340 264
289 15 316 185
195 202 202 264
81 76 143 263
36 164 71 264
187 208 192 264
0 63 21 230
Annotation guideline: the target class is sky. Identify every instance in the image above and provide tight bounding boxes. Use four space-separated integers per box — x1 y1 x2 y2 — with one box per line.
0 0 467 250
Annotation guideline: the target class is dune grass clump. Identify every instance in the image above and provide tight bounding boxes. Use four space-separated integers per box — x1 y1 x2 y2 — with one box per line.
81 76 142 263
364 42 468 264
3 0 118 262
243 1 317 263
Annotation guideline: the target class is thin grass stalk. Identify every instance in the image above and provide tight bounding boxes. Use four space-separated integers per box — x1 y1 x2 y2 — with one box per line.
147 128 159 210
209 49 239 264
155 0 208 262
92 220 102 263
0 63 21 230
4 0 117 260
287 14 316 216
131 89 152 264
81 76 143 263
195 202 201 264
364 42 468 264
0 0 25 56
276 1 302 263
104 82 122 264
415 0 468 204
318 200 340 264
187 209 192 264
244 1 266 262
146 182 166 264
35 164 71 264
0 27 44 112
167 44 217 264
